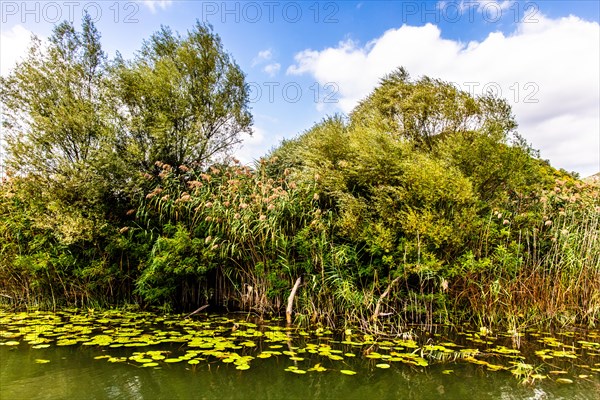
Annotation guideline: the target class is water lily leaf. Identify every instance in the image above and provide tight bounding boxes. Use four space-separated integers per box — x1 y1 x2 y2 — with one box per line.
556 378 573 384
490 346 520 355
35 359 50 364
236 364 250 370
32 344 51 349
423 345 452 353
340 370 357 375
308 363 327 372
375 363 391 369
549 370 568 375
135 358 154 363
290 369 306 374
551 350 577 359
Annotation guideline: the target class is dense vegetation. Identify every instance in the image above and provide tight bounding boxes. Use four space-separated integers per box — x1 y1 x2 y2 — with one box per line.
1 18 598 333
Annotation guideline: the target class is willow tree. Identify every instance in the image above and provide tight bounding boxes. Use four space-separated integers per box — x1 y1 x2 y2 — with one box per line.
0 15 117 191
112 22 253 175
350 67 520 150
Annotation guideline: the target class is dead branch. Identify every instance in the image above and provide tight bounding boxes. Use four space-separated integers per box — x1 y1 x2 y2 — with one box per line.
286 277 302 325
373 276 401 321
184 304 209 319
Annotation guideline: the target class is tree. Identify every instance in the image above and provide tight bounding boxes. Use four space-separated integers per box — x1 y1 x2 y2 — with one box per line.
0 14 113 183
112 22 253 174
350 67 514 150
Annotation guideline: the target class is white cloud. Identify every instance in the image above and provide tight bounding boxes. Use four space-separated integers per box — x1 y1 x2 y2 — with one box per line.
0 25 36 76
263 63 281 77
140 1 173 13
234 126 274 166
288 16 600 176
252 49 273 66
253 49 282 77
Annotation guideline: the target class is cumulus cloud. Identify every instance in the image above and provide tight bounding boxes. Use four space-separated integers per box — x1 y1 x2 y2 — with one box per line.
0 25 36 76
263 63 281 77
253 49 282 77
252 49 273 66
140 1 173 13
287 16 600 176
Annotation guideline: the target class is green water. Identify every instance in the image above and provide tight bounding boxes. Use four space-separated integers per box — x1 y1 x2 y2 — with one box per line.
1 311 599 399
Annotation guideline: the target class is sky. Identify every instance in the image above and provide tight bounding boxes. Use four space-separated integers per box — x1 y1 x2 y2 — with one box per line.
1 0 599 176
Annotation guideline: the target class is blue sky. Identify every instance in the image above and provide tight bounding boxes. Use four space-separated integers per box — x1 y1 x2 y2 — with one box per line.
1 1 599 175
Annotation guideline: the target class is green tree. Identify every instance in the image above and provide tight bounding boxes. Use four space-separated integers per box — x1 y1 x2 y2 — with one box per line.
0 15 115 186
350 67 518 151
112 22 253 174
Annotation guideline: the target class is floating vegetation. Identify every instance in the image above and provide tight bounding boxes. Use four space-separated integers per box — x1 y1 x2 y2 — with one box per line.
556 378 574 384
340 370 357 375
0 309 598 387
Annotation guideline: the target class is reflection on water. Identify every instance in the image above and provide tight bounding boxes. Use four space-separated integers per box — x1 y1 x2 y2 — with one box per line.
1 311 599 399
2 349 598 400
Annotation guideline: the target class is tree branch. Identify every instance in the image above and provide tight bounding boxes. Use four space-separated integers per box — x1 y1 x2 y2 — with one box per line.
286 277 302 325
373 276 401 321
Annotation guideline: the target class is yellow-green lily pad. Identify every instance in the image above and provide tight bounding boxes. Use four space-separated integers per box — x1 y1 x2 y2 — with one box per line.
340 370 357 375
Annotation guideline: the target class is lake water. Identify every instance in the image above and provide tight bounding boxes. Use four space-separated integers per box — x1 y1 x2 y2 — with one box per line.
1 310 599 399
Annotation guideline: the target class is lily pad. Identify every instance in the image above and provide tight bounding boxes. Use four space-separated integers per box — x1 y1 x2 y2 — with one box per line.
340 370 357 375
556 378 573 384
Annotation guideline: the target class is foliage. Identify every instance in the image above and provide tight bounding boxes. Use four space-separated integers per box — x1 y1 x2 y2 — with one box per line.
0 19 597 331
111 22 253 176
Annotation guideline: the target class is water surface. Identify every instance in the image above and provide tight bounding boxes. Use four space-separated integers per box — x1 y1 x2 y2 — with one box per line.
1 311 598 399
